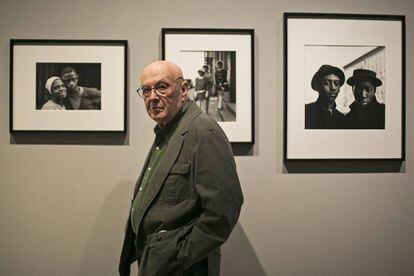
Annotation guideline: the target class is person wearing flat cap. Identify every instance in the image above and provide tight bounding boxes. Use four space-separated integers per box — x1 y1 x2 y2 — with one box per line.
305 65 346 129
202 65 212 114
41 76 67 110
345 69 385 129
194 67 209 112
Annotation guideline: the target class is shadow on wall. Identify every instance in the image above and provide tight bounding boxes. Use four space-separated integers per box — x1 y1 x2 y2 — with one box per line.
284 159 404 173
10 132 128 145
231 143 254 156
77 181 133 276
77 181 265 275
222 223 266 276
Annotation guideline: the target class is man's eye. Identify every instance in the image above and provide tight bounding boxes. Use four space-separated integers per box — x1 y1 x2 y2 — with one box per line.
142 87 151 93
155 84 168 92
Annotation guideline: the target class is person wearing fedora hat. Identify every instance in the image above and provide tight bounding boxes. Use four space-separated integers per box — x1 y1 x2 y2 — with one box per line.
305 65 346 129
345 68 385 129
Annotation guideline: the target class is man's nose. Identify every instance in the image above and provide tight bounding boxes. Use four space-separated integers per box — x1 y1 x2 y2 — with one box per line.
147 88 160 100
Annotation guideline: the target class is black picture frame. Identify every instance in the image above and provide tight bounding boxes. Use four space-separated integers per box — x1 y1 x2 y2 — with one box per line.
10 39 128 133
284 13 405 161
162 28 255 144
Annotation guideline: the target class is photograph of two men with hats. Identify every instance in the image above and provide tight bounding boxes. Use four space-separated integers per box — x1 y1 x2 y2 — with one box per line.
304 45 386 130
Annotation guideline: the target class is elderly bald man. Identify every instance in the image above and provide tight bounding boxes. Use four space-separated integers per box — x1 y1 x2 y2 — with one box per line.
119 61 243 276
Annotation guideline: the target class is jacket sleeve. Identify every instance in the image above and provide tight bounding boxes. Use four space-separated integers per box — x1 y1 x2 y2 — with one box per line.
118 217 137 276
176 129 244 269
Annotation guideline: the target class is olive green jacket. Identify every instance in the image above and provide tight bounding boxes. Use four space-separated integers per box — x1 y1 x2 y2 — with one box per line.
119 101 244 276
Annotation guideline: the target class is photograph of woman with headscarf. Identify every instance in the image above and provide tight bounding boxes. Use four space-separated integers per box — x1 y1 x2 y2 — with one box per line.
41 76 67 110
36 62 101 110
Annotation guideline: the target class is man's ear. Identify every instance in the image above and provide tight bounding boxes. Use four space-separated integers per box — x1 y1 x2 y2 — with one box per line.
181 80 189 99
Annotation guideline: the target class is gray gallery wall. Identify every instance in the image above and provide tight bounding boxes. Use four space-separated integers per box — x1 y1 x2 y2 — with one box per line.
1 0 413 275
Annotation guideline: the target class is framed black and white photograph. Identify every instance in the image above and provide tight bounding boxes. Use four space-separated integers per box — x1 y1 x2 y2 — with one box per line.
10 39 127 132
284 13 405 160
162 28 254 143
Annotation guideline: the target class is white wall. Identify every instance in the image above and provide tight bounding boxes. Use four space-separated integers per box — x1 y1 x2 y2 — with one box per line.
0 0 413 275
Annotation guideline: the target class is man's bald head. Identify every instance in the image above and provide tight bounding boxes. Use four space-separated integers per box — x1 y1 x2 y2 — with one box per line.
140 60 183 83
139 60 188 126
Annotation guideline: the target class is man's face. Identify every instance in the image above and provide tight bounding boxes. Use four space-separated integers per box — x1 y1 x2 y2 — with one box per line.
51 79 67 99
140 65 187 126
317 74 341 102
61 71 79 93
353 80 376 106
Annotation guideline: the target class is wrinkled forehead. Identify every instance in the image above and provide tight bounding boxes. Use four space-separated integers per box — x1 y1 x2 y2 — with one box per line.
140 71 174 86
140 62 182 85
62 71 78 81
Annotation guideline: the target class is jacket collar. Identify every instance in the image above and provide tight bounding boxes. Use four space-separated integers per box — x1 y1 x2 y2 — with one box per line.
175 99 202 135
153 99 192 137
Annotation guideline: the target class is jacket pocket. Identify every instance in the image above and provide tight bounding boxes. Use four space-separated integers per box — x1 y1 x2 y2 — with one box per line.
169 163 190 174
158 163 190 202
140 225 193 276
139 242 179 276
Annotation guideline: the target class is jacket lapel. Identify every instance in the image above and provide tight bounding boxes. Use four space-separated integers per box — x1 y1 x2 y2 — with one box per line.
135 101 202 230
140 131 185 209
